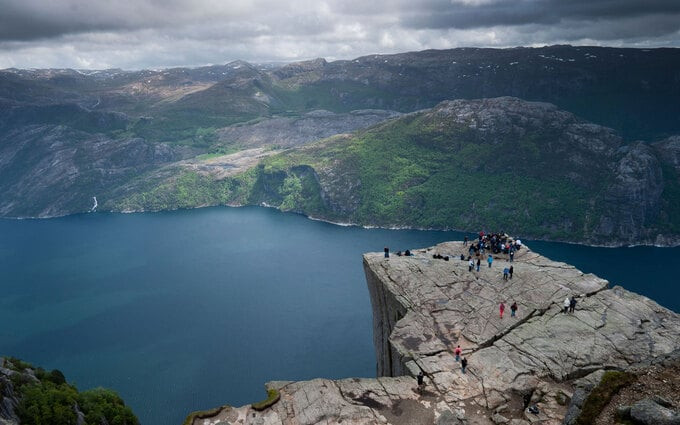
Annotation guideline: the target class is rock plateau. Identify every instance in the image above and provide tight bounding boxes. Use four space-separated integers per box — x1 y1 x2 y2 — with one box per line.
189 241 680 424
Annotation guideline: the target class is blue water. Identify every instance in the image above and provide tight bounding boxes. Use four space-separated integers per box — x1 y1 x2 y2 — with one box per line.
0 206 677 425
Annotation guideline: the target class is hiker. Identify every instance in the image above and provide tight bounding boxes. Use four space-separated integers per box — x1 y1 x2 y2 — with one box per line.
509 249 515 262
469 258 474 272
461 357 468 373
417 371 424 387
503 267 509 281
511 302 518 317
500 302 505 318
569 296 577 313
460 254 465 261
384 247 389 258
509 265 514 279
454 345 462 362
488 254 493 268
476 258 481 272
405 249 411 256
563 297 570 313
464 236 468 246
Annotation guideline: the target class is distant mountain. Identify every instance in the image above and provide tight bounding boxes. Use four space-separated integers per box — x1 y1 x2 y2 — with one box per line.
269 46 680 142
3 46 680 142
1 46 680 244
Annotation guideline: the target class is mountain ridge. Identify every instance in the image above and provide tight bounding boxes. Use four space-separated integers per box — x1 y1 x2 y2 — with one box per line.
2 46 680 245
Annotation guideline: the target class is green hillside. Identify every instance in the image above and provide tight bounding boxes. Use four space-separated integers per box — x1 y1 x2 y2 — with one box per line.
111 97 680 245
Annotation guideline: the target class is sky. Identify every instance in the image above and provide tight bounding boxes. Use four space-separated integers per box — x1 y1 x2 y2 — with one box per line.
1 0 679 70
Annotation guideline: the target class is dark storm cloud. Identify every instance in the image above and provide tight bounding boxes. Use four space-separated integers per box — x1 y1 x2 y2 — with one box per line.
0 0 679 69
0 0 259 41
402 0 680 33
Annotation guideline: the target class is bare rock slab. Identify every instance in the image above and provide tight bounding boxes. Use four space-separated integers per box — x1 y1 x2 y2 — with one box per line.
191 241 680 425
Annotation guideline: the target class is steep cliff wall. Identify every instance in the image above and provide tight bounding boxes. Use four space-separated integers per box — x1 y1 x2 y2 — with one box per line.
363 257 409 377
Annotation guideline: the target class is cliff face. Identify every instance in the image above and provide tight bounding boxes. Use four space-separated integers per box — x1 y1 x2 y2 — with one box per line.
191 242 680 425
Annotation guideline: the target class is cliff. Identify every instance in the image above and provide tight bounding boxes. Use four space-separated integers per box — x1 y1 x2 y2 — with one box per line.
188 241 680 424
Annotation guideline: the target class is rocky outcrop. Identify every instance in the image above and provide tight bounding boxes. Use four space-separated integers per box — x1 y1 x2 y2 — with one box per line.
191 242 680 424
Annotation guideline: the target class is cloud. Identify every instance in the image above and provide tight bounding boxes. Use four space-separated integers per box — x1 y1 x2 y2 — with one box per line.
0 0 678 69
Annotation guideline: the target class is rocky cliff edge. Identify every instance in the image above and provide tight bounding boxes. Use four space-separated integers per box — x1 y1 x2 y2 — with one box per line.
191 242 680 425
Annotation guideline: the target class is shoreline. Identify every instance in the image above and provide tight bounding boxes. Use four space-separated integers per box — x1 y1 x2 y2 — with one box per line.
2 203 679 248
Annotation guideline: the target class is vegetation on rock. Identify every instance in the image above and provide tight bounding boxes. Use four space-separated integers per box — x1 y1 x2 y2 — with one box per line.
251 389 281 411
575 371 636 425
1 357 139 425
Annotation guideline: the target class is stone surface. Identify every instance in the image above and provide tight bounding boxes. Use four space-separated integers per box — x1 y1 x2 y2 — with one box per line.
191 242 680 425
630 398 680 425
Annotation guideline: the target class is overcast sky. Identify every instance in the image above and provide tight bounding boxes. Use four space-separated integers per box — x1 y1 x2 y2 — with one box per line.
1 0 679 70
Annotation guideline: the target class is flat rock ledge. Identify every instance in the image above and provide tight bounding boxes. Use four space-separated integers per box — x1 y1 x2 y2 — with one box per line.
193 242 680 425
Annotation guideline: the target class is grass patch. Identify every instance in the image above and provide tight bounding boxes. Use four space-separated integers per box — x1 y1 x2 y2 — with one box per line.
251 389 280 411
575 371 636 425
182 406 228 425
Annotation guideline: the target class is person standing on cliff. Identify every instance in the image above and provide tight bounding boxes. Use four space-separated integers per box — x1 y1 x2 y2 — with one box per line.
461 357 468 373
384 247 389 258
500 302 505 319
569 296 577 313
509 265 514 279
464 236 468 246
488 254 493 268
511 302 518 317
563 296 570 313
503 267 509 281
469 258 474 272
476 258 481 272
454 345 462 361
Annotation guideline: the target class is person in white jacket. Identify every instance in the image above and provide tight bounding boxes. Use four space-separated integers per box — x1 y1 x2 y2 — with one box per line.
563 297 570 314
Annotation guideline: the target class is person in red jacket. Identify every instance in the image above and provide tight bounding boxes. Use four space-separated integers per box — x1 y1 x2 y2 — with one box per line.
454 345 462 362
500 302 505 318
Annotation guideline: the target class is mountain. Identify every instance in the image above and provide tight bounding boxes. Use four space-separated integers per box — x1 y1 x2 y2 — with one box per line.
270 45 680 141
1 46 680 244
123 97 677 245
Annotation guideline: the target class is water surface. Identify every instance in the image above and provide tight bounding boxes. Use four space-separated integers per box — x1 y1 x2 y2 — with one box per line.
0 207 677 425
